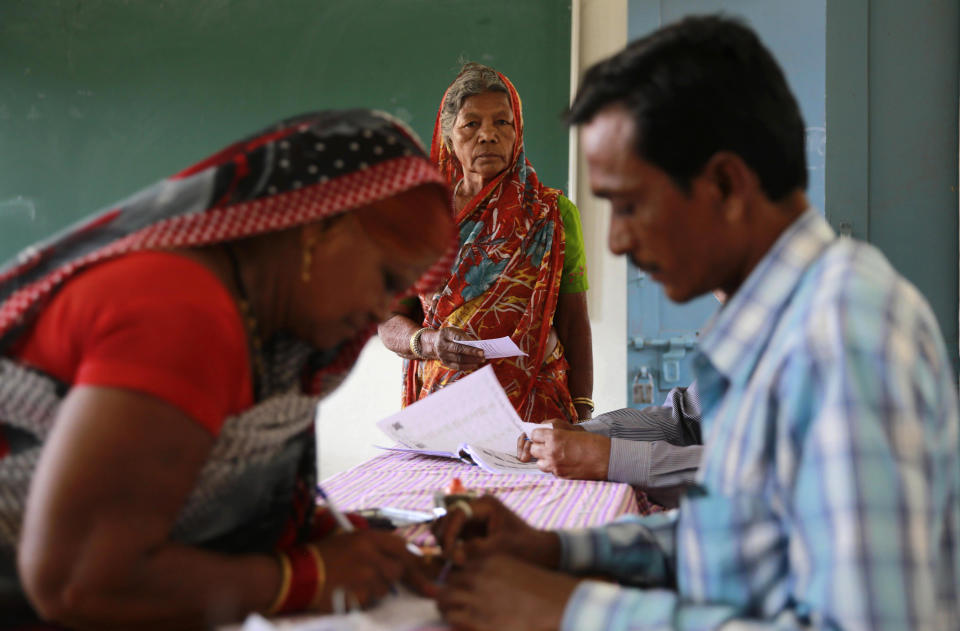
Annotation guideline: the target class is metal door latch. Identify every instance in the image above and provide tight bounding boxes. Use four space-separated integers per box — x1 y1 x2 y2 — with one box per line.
630 335 696 385
632 367 655 405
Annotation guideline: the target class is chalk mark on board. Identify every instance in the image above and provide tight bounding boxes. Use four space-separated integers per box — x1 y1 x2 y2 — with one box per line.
0 197 37 221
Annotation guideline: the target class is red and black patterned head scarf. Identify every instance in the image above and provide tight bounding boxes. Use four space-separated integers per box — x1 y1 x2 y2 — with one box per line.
0 109 455 394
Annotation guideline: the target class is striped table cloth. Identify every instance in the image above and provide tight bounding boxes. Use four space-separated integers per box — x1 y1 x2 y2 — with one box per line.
320 451 643 544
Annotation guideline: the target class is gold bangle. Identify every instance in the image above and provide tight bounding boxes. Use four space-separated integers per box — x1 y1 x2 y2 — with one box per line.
306 544 327 610
572 396 595 411
409 327 430 359
266 551 292 615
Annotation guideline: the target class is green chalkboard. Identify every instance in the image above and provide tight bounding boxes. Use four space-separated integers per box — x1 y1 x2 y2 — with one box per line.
0 0 571 260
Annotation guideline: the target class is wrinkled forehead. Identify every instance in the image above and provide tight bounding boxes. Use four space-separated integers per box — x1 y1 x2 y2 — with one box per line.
456 91 515 120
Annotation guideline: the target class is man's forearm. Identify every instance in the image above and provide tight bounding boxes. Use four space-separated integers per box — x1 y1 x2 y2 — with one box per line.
607 439 701 507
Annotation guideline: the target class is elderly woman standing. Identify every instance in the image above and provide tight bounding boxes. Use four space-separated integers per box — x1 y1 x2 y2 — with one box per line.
0 110 454 628
380 63 594 423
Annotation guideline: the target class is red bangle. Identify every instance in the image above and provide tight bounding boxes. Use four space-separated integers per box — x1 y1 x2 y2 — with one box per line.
307 545 327 610
272 544 326 614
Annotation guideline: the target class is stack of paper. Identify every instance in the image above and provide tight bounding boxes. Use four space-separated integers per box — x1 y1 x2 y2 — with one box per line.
375 365 544 475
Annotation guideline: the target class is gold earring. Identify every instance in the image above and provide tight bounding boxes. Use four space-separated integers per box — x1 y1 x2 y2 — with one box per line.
301 235 315 283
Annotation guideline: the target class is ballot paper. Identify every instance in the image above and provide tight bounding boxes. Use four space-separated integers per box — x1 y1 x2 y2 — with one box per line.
375 365 545 475
453 335 526 358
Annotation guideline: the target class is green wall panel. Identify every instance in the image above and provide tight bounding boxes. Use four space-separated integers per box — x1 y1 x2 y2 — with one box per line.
0 0 571 260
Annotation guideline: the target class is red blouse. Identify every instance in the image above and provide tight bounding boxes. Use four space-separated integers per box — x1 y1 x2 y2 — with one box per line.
12 251 253 435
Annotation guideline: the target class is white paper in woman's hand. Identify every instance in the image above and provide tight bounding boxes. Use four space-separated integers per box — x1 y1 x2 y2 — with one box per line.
454 336 526 358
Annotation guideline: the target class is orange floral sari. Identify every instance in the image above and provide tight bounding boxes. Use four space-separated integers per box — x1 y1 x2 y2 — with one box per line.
401 71 577 423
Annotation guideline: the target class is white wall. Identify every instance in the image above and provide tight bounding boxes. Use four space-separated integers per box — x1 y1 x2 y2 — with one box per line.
317 0 629 480
317 341 405 479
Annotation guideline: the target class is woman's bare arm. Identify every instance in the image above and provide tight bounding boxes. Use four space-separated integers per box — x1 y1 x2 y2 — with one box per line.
18 386 422 628
555 291 593 420
18 385 278 630
379 313 423 360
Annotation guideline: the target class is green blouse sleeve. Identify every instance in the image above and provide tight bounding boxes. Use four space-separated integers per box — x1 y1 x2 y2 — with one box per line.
558 194 589 294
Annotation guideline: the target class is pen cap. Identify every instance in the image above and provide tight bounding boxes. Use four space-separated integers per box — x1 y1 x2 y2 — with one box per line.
433 490 481 512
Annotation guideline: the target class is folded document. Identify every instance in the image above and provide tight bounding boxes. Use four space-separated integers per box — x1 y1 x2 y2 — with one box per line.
453 335 526 358
375 365 545 475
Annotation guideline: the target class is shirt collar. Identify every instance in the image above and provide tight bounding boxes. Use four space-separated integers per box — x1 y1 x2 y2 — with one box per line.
696 207 836 386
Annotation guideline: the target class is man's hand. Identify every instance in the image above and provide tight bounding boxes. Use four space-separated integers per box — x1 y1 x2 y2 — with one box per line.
437 555 578 631
518 428 611 480
432 496 561 569
517 418 586 462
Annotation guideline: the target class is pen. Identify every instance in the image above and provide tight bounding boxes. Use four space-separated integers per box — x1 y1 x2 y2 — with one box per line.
317 487 424 565
316 485 355 532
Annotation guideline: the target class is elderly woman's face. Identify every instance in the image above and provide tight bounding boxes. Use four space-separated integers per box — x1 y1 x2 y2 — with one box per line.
451 91 516 185
297 185 452 348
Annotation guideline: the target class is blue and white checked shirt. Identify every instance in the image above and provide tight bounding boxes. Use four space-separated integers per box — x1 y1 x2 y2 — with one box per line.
558 209 959 630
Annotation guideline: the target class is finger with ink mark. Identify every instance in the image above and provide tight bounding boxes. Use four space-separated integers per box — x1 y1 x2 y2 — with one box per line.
437 558 454 584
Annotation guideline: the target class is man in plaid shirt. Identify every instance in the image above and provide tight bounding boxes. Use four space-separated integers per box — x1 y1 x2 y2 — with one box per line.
433 15 959 631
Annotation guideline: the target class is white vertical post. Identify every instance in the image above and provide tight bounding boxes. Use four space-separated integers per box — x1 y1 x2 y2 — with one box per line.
570 0 629 410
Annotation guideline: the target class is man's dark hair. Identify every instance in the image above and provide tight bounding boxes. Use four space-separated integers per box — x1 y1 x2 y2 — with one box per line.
568 15 807 200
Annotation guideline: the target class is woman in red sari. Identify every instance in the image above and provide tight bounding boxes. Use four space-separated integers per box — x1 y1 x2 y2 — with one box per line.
0 110 453 628
380 63 594 423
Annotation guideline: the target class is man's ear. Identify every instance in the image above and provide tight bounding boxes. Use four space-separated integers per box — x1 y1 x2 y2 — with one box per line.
700 152 757 223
